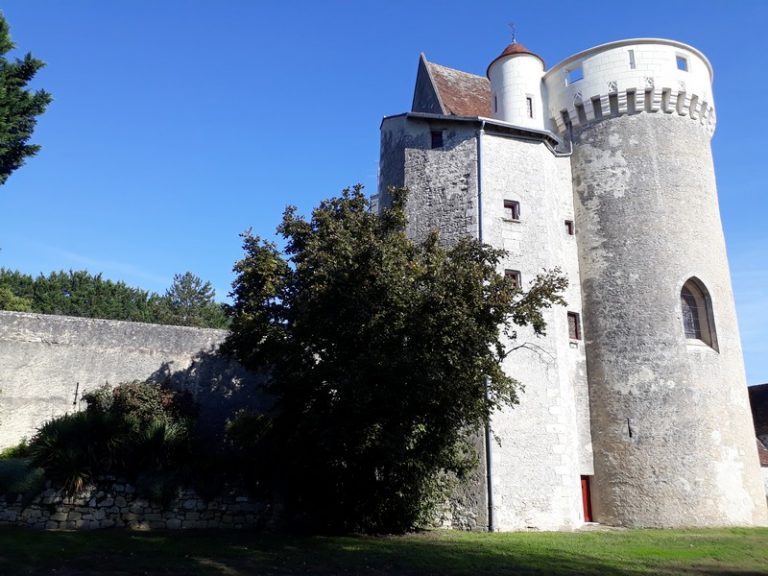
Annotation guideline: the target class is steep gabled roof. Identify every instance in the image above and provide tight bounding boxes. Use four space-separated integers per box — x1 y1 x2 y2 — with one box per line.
412 54 491 118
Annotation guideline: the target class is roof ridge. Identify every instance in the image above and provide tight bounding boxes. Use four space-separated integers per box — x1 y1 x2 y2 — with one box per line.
426 60 487 81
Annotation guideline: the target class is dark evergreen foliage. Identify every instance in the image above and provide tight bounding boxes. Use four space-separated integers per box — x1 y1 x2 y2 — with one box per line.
223 186 567 532
156 272 229 328
0 268 228 328
0 14 51 185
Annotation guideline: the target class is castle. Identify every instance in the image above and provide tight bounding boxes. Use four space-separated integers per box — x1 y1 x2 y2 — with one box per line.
2 36 767 533
376 37 768 530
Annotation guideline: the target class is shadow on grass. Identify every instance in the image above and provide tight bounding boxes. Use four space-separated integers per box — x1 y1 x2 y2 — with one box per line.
1 528 767 576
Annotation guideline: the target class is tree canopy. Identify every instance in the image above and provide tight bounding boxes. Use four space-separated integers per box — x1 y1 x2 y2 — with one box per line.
0 14 51 185
0 268 228 328
223 185 567 532
156 272 228 328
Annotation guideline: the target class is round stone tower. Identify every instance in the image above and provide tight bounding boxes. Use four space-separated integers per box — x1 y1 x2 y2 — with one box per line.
543 39 767 527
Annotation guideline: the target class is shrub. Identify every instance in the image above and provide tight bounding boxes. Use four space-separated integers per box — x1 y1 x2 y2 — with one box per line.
29 410 117 494
28 380 198 497
0 458 45 503
0 439 31 459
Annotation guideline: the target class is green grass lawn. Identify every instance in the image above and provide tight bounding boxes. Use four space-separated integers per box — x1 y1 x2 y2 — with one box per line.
0 526 767 575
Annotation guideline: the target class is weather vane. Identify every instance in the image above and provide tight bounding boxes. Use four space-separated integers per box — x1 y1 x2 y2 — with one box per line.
508 22 517 44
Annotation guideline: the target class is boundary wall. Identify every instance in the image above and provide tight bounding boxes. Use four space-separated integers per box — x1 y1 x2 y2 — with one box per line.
0 311 259 449
0 481 269 530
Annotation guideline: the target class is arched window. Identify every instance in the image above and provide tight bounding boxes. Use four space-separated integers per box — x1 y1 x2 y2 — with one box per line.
680 278 717 349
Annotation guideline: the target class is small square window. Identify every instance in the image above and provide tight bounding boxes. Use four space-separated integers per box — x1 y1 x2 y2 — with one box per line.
431 130 444 149
526 96 534 118
676 55 688 71
568 312 581 340
565 220 575 235
567 66 584 85
503 200 520 221
505 269 521 289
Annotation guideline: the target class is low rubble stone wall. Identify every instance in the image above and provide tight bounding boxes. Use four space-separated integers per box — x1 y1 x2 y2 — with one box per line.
0 482 269 530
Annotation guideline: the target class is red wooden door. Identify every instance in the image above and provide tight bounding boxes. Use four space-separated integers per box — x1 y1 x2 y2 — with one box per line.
581 475 593 522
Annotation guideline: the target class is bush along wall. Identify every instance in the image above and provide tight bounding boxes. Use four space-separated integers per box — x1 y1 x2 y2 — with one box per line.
0 480 271 530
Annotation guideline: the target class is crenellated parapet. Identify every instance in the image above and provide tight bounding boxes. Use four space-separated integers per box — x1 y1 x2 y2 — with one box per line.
543 39 716 136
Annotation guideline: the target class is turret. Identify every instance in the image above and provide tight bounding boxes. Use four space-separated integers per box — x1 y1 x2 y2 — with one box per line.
487 42 546 130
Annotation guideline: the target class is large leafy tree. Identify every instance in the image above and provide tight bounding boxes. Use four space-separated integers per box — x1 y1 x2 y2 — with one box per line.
0 14 51 185
223 185 567 532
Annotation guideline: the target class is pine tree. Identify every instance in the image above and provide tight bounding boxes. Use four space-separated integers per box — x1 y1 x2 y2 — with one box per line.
0 14 51 185
159 272 228 328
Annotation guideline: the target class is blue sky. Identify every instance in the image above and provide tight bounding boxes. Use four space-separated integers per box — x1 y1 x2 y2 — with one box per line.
0 1 766 383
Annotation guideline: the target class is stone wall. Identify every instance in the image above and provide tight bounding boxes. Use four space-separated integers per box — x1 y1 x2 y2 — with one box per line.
378 113 593 531
480 131 590 531
0 482 269 530
0 311 262 449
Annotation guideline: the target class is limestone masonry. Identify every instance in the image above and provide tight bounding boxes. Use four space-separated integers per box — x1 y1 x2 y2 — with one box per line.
0 311 260 450
377 37 767 529
0 481 268 530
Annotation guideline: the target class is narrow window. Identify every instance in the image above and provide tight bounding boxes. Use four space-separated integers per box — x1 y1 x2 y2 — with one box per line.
568 312 581 340
681 278 717 349
676 55 688 71
503 200 520 221
526 96 534 118
628 49 636 69
493 94 498 113
565 220 575 235
505 269 521 289
681 287 701 339
567 66 584 85
430 130 443 149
